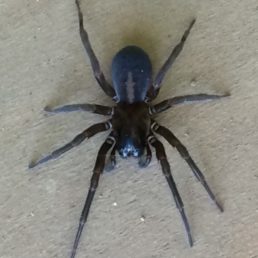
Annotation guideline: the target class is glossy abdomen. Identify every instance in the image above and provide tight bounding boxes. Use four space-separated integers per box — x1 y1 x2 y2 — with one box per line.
111 46 152 103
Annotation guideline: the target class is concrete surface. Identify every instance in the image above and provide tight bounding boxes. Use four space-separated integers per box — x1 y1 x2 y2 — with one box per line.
1 1 258 258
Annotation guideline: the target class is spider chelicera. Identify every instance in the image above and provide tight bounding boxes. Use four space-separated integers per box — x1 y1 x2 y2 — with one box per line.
29 1 229 257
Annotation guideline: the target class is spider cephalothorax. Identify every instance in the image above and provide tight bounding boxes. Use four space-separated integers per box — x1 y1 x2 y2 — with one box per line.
29 1 229 257
112 102 150 158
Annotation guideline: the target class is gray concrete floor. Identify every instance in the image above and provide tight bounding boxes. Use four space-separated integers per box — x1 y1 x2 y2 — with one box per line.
1 1 258 258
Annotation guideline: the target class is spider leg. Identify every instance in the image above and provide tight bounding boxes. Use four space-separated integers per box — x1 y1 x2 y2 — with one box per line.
44 104 113 116
148 135 193 246
70 135 115 258
148 19 196 100
29 121 111 169
138 143 152 168
75 0 116 98
104 144 117 172
151 121 223 212
149 93 229 114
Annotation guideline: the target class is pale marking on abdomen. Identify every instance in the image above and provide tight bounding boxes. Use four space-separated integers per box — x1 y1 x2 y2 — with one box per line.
125 72 135 103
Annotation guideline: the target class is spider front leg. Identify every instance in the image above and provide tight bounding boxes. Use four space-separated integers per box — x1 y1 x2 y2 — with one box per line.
147 19 196 100
138 144 152 168
44 103 113 116
104 144 117 172
151 121 223 212
29 121 111 168
148 135 193 246
150 93 229 114
70 135 115 258
75 0 115 98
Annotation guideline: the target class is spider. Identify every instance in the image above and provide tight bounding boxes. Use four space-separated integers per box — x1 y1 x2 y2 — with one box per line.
29 1 229 257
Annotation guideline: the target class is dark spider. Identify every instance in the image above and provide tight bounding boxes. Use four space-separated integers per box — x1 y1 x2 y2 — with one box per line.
29 1 229 257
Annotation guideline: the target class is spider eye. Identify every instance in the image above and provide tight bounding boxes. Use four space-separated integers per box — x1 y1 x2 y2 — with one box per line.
118 139 143 158
118 148 142 158
118 148 128 158
118 146 143 158
132 149 141 157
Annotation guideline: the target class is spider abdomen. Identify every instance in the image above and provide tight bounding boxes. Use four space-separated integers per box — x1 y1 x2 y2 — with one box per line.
111 46 152 103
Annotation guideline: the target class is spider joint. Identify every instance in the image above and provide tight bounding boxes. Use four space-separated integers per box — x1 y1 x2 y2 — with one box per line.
147 135 155 144
105 121 112 130
106 136 116 145
149 106 156 115
151 122 159 131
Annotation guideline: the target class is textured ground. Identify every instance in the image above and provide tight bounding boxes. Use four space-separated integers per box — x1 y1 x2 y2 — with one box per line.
1 1 258 258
